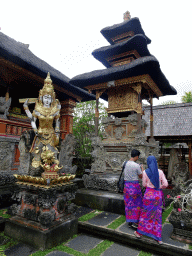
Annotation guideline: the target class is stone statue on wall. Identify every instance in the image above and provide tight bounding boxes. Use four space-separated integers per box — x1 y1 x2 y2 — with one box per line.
168 148 179 179
59 134 77 174
0 97 11 119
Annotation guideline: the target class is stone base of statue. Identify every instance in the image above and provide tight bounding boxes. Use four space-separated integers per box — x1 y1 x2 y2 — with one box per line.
5 180 78 250
5 215 77 250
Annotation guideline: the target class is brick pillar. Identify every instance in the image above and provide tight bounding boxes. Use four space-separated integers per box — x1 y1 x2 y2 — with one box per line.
60 99 76 140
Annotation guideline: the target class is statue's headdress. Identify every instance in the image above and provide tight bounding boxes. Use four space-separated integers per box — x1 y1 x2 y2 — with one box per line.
39 72 56 101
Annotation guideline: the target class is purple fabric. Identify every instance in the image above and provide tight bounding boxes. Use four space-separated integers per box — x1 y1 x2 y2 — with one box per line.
137 187 163 241
145 156 160 189
123 181 143 223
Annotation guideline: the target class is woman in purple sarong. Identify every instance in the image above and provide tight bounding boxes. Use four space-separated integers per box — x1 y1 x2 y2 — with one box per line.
123 149 143 229
134 155 168 244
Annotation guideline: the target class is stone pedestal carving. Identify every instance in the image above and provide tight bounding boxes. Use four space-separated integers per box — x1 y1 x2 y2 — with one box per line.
5 181 78 249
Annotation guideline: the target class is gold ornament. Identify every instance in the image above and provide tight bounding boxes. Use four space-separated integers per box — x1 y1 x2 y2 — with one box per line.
39 72 55 99
32 159 41 168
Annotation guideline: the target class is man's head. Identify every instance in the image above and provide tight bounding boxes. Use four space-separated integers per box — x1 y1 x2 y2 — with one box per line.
131 149 140 161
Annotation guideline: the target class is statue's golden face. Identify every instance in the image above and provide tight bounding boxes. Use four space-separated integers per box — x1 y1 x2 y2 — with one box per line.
43 94 52 107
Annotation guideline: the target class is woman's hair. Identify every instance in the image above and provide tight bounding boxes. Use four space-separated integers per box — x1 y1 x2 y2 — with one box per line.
131 149 140 158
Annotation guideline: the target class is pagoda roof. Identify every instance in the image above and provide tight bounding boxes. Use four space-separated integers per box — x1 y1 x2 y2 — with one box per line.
0 32 95 102
70 56 177 101
92 34 151 68
101 17 151 45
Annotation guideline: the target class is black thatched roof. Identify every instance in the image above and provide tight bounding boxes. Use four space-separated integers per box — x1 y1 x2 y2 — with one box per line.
143 103 192 137
101 17 151 45
92 34 151 68
70 56 177 100
0 32 95 102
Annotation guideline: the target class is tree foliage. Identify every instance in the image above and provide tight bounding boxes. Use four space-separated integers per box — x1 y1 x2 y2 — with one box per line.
181 91 192 103
73 100 107 160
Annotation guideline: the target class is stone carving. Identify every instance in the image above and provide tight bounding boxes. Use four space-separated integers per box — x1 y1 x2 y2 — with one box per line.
59 134 77 174
172 162 189 185
85 113 159 192
0 97 11 119
106 153 126 171
115 118 122 126
9 182 78 227
168 148 179 179
0 141 15 171
82 174 118 192
38 189 57 209
168 179 192 243
38 210 55 226
18 130 33 174
23 208 38 221
23 193 38 206
114 127 125 140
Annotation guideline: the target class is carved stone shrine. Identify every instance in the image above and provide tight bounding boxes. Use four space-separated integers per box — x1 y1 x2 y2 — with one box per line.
71 12 177 192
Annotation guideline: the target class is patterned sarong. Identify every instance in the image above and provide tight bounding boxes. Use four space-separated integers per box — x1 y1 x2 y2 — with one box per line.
123 181 143 223
137 187 163 241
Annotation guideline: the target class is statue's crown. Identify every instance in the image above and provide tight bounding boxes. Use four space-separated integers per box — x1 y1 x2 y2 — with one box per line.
39 72 55 98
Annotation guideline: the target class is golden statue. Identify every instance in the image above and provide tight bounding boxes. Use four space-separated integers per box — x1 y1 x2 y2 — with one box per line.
23 72 61 176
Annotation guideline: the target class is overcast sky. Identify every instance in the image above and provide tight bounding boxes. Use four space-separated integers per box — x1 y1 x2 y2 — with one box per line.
1 0 192 106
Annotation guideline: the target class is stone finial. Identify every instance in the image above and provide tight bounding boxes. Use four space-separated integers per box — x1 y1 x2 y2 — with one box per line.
123 11 131 21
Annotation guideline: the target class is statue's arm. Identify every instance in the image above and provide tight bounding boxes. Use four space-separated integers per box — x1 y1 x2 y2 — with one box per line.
23 99 32 119
53 102 61 136
23 99 38 134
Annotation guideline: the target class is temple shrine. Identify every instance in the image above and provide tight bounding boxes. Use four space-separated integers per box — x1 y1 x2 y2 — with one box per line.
70 12 177 191
0 31 95 173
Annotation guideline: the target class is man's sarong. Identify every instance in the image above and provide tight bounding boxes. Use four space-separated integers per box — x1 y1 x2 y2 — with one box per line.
137 187 163 241
123 181 143 223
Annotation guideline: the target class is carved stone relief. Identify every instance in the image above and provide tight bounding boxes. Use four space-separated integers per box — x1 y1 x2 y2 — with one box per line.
59 134 77 174
0 97 11 119
114 127 125 140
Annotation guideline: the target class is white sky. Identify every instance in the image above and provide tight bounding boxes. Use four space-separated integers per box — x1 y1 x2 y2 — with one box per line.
1 0 192 106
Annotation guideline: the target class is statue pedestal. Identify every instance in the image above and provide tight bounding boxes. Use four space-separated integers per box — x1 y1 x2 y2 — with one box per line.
5 182 78 250
5 215 78 250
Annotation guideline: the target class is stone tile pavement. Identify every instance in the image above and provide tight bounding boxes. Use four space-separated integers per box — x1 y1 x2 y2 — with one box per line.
1 207 191 256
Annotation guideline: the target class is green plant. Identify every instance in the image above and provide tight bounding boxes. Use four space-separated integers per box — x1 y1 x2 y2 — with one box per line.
161 100 177 105
73 100 107 172
0 209 11 219
0 232 18 251
138 252 152 256
78 210 102 222
181 91 192 103
162 203 174 224
107 215 126 229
